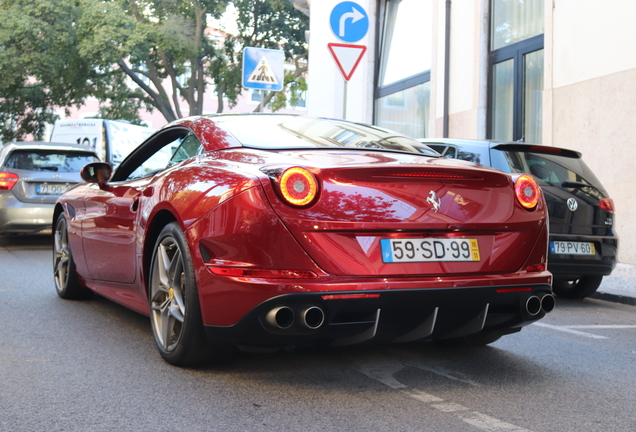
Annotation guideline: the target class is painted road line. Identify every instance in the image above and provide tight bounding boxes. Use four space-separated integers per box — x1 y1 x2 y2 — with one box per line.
532 322 607 339
358 354 534 432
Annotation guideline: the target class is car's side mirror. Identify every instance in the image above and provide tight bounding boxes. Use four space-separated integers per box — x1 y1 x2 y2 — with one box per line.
81 162 113 184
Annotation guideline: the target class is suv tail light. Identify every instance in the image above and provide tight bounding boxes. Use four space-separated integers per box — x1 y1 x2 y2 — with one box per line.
514 174 540 210
0 172 19 190
599 198 615 214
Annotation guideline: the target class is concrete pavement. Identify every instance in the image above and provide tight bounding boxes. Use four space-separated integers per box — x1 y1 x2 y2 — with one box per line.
592 263 636 306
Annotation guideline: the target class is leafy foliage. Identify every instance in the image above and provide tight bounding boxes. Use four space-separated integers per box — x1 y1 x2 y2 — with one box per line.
0 0 308 141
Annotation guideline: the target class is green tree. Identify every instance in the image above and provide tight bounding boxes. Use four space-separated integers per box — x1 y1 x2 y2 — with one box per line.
0 0 308 142
0 0 93 141
218 0 308 112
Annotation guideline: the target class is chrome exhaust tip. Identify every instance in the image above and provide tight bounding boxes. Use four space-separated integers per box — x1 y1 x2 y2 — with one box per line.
525 296 541 316
265 306 294 329
299 306 325 330
541 294 556 313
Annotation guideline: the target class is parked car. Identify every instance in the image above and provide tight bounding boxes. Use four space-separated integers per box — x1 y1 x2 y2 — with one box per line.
0 142 99 234
50 119 155 167
53 115 554 367
420 138 618 299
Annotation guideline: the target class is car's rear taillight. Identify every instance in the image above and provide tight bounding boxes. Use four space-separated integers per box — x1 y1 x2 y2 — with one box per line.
278 167 319 207
599 198 615 214
0 172 19 190
514 174 540 209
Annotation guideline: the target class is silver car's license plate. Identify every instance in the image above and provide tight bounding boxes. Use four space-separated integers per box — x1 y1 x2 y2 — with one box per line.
380 238 480 263
36 183 72 195
550 241 595 255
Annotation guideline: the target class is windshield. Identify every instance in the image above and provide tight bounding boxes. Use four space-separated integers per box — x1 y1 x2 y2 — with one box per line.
211 115 439 157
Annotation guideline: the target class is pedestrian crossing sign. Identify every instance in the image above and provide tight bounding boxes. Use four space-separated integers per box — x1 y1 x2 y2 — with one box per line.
242 47 284 91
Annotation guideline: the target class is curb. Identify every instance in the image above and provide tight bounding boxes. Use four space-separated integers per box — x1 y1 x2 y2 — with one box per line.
590 291 636 306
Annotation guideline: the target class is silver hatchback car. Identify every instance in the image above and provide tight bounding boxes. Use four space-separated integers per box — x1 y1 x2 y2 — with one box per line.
0 142 99 233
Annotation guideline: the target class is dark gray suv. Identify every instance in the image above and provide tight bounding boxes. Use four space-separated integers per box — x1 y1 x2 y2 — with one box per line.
420 138 618 299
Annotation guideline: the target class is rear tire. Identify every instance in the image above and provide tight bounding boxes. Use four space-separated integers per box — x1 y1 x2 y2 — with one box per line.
552 275 603 299
53 214 92 299
148 222 234 367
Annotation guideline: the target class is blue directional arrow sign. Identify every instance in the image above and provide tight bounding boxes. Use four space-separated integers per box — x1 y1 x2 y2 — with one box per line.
330 1 369 43
242 47 284 91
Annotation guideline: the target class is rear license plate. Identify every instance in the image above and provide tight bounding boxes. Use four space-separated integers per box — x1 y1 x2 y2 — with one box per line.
380 238 480 263
36 183 72 195
550 241 595 255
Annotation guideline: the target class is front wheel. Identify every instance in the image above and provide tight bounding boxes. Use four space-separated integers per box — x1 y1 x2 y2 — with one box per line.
53 214 91 299
552 275 603 299
148 222 233 366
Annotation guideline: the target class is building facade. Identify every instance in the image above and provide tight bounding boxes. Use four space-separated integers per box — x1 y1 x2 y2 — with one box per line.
307 0 635 264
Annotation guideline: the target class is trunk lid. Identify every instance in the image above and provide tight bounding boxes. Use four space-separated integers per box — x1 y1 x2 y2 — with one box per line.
258 149 547 277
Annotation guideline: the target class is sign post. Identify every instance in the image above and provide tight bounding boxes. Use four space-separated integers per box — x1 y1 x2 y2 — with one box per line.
242 47 285 112
328 2 369 119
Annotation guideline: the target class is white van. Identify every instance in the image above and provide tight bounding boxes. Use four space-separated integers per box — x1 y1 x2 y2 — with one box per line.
50 119 156 167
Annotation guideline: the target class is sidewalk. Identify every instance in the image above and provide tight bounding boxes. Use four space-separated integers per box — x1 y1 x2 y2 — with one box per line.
591 263 636 306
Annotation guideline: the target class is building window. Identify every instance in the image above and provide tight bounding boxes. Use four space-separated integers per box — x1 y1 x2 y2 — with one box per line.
488 0 544 143
375 0 432 137
376 82 430 138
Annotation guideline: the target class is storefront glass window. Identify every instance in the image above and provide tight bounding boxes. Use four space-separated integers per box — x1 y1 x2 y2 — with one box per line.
492 59 514 141
491 0 544 50
379 0 432 86
523 49 543 144
376 81 430 138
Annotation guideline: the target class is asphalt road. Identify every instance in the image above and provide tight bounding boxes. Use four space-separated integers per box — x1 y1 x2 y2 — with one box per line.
1 234 636 432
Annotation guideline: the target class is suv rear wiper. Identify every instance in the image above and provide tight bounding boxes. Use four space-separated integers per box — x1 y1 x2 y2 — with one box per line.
561 180 597 190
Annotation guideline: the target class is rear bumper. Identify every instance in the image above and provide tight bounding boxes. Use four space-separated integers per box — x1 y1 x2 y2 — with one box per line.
0 196 54 233
548 234 618 278
204 284 553 347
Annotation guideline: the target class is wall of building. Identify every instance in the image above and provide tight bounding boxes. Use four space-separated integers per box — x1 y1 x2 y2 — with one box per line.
547 0 636 263
431 0 489 140
306 0 376 123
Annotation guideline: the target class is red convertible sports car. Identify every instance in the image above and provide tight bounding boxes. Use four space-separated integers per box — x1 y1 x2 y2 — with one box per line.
53 114 554 366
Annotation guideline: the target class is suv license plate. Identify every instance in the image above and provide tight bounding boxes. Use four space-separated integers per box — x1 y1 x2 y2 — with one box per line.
380 238 480 263
36 183 71 195
550 241 595 255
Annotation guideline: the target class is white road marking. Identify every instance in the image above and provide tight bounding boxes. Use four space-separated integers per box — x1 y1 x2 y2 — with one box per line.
402 389 443 403
532 322 608 339
357 353 534 432
411 364 482 387
432 402 469 412
460 412 532 432
564 325 636 329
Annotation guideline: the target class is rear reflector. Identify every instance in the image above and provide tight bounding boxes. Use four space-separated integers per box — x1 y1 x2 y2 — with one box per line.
207 266 317 279
0 172 19 190
599 198 615 214
525 264 547 272
496 287 534 293
321 294 381 300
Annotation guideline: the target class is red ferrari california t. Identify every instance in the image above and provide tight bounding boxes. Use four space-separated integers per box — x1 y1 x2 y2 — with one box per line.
53 114 554 366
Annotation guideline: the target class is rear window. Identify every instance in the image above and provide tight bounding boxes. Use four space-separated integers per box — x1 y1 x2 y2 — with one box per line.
3 150 98 172
490 148 605 191
212 115 439 157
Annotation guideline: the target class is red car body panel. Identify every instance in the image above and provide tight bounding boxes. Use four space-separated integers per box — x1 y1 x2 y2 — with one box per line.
54 115 552 349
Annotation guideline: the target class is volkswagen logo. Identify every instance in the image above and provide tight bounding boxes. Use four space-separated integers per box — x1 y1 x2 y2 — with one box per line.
567 197 578 211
